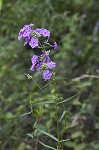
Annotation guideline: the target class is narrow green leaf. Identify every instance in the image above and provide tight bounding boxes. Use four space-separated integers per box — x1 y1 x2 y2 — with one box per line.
38 140 57 150
58 111 66 122
60 139 70 143
53 77 68 81
57 92 79 105
27 133 33 139
36 126 58 142
42 80 53 89
41 77 68 89
32 100 54 106
19 110 33 117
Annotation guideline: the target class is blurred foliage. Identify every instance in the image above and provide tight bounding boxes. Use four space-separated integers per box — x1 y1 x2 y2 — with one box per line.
0 0 99 150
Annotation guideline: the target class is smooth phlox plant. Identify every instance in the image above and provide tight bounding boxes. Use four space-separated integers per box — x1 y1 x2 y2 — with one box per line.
18 24 66 150
18 23 58 81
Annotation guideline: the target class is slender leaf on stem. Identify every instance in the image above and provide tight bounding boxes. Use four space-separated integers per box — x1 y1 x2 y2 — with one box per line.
36 126 58 142
27 133 33 139
57 92 79 105
32 100 55 106
41 80 53 89
58 111 66 122
41 77 68 89
60 139 71 143
32 77 47 96
38 140 57 150
19 110 33 117
53 77 68 81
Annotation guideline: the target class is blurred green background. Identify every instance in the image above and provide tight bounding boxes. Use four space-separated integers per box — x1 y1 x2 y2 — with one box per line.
0 0 99 149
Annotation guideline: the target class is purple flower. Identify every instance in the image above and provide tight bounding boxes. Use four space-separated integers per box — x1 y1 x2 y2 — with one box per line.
35 28 43 34
47 61 56 69
30 53 56 80
18 24 34 45
18 23 57 81
24 36 30 45
35 63 42 71
36 28 50 38
30 65 35 71
41 28 50 38
28 23 34 27
31 55 39 64
30 55 39 71
18 23 34 40
29 37 38 48
18 28 24 41
42 70 52 80
40 54 50 63
30 61 42 72
23 24 34 30
53 42 58 50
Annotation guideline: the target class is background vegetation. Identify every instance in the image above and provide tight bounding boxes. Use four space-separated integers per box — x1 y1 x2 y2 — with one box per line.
0 0 99 149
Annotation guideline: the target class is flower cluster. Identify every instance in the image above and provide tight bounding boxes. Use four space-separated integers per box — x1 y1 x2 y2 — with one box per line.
30 52 56 80
18 23 58 80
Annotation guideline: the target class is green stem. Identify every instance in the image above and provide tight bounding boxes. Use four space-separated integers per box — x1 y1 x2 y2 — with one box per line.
32 77 47 96
53 77 67 150
53 79 61 150
29 99 34 148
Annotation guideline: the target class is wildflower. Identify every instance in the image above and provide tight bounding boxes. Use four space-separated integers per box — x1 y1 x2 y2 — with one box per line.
18 23 57 80
40 53 50 63
24 37 31 46
30 55 39 71
32 30 42 38
41 28 50 38
30 63 41 72
30 48 56 80
47 61 56 69
35 28 43 34
42 70 52 80
18 24 34 45
31 55 39 64
29 37 38 48
35 63 42 71
30 65 35 71
53 42 58 50
36 28 50 38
